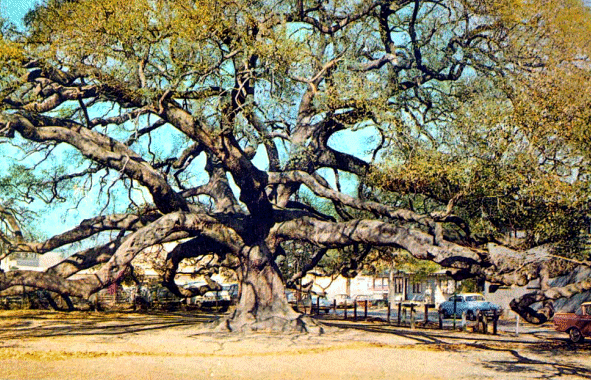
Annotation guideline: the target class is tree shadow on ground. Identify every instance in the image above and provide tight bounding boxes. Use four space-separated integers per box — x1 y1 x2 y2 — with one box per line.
0 310 221 339
478 342 591 379
320 318 525 345
3 310 590 379
318 317 591 379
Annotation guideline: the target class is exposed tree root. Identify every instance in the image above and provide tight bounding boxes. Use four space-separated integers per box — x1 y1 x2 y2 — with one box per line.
215 310 324 335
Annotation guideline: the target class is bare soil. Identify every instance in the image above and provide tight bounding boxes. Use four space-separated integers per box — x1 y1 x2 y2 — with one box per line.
1 310 590 380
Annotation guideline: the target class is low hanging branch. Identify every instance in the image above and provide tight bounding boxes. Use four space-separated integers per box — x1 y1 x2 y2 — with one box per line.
0 212 243 298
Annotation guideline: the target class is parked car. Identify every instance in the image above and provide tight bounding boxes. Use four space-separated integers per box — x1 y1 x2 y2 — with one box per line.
184 282 231 311
354 294 373 308
399 294 430 311
406 294 426 306
304 295 332 314
286 290 308 303
554 301 591 343
329 294 353 308
222 284 239 304
286 290 307 311
370 293 388 307
130 285 182 310
438 293 501 320
286 291 331 313
286 290 299 307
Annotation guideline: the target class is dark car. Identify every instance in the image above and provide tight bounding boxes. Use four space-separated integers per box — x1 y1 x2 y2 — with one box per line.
438 293 501 320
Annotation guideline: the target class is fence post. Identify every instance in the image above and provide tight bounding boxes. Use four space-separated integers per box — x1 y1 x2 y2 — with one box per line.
410 305 416 330
493 309 498 335
387 301 391 324
461 311 467 332
453 297 457 330
476 310 486 334
333 299 337 315
316 296 320 316
397 303 402 326
364 300 368 319
354 301 357 321
344 300 348 320
424 304 429 325
438 310 443 329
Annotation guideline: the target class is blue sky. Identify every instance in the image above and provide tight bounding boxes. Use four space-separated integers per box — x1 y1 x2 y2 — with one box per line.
1 0 39 25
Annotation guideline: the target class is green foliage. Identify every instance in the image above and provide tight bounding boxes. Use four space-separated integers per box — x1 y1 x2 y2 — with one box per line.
458 278 479 294
364 0 591 253
370 146 589 248
396 254 439 281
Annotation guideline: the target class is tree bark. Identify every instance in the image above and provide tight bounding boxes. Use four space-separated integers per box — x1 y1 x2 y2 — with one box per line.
221 244 321 334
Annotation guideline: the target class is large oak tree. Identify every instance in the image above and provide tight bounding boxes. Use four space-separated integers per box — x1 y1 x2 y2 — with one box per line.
1 0 591 331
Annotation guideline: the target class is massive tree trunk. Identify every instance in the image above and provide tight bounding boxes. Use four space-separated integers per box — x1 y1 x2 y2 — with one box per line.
221 244 321 333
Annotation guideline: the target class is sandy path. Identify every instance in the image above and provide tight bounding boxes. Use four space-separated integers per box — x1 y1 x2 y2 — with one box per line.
0 311 589 380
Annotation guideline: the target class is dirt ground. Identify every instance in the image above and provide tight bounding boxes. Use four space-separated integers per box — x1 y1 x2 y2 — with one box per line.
0 310 590 380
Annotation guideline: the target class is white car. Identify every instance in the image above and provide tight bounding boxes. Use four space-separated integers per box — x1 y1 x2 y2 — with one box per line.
184 282 231 310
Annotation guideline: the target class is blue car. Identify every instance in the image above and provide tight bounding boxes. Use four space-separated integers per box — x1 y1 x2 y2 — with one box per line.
438 293 501 320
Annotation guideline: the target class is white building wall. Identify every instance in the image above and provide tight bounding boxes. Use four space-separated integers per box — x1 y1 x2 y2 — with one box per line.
307 272 455 307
